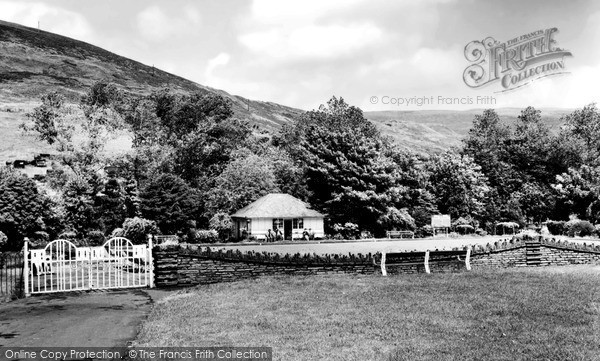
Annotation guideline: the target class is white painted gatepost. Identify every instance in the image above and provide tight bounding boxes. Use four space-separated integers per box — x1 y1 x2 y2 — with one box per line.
24 236 154 296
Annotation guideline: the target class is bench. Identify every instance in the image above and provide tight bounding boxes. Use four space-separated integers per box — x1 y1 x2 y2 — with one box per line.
386 230 415 239
376 249 471 276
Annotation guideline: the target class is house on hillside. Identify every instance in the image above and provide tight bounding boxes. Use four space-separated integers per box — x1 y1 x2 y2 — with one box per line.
231 193 325 241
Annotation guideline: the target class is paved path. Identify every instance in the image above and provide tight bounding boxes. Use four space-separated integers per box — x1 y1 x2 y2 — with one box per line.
0 289 155 347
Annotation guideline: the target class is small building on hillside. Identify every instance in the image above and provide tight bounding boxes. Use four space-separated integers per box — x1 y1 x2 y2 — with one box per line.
231 193 325 241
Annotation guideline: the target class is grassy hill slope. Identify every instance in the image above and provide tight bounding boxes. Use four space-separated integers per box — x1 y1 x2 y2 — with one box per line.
0 20 575 161
365 108 572 154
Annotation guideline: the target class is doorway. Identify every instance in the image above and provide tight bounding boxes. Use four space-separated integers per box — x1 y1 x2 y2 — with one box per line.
284 219 292 240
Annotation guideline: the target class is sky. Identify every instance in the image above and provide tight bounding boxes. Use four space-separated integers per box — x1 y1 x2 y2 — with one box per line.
1 0 599 111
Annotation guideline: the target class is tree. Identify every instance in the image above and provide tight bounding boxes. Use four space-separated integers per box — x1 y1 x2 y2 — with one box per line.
22 91 67 145
562 103 600 164
139 173 203 234
377 207 416 231
462 109 511 194
518 182 555 224
505 106 553 184
0 169 56 249
205 153 279 216
552 165 600 222
61 175 100 238
386 147 438 226
279 96 397 235
95 177 128 235
119 88 251 188
426 153 490 221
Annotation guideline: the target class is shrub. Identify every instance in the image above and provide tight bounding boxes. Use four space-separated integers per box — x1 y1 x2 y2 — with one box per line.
567 220 595 237
209 212 233 240
58 230 78 239
475 228 487 236
87 230 105 246
332 223 360 240
414 225 434 238
546 221 565 236
516 229 541 239
193 230 219 243
110 228 124 238
360 230 374 239
30 231 50 248
117 217 160 244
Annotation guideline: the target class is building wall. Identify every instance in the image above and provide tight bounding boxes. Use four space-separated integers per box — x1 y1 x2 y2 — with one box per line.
249 217 324 240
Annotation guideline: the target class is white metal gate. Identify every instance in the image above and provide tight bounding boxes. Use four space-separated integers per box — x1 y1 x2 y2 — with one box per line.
24 237 154 295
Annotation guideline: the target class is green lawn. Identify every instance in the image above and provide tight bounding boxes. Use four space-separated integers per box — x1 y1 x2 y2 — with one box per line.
135 266 600 360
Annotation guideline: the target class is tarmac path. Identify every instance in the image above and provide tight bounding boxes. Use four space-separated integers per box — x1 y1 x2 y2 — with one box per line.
0 289 155 348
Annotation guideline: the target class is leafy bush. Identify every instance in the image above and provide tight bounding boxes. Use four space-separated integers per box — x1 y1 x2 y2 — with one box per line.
193 230 219 243
331 233 344 240
209 212 233 240
377 207 415 231
360 230 374 239
116 217 160 244
332 223 360 240
567 220 595 237
30 231 50 248
87 230 105 246
516 229 541 239
414 225 434 238
58 230 77 240
109 228 124 238
475 228 487 236
546 221 566 236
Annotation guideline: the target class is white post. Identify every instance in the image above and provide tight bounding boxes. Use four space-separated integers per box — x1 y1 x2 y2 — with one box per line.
147 234 154 288
23 238 30 297
380 252 387 276
424 250 430 274
465 248 472 271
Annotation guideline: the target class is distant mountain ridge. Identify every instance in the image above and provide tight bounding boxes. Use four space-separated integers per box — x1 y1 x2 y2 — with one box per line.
365 108 573 154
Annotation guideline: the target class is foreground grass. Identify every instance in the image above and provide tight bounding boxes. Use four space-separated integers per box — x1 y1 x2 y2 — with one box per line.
136 266 600 360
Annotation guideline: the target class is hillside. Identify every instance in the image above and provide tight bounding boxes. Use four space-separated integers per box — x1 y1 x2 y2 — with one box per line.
0 20 575 161
0 20 302 161
365 108 572 154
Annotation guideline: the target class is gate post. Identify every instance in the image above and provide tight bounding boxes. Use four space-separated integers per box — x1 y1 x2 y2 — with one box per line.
23 238 30 297
147 234 154 288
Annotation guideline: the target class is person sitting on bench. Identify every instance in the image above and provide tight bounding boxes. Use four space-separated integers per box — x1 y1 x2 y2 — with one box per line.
274 227 283 241
302 228 309 241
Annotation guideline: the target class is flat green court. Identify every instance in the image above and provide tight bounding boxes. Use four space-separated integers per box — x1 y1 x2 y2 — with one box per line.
134 265 600 361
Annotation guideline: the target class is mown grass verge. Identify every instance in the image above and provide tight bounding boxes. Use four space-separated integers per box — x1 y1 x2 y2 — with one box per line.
135 266 600 360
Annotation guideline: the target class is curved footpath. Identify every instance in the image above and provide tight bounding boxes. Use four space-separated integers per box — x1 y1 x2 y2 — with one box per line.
0 289 170 348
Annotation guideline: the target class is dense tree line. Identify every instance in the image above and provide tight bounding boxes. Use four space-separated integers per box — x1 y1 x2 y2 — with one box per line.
1 80 599 249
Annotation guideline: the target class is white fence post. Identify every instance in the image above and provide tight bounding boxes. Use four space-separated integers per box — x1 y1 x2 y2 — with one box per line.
23 238 30 297
148 234 154 288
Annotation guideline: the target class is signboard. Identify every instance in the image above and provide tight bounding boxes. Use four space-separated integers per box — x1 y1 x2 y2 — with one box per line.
431 214 451 228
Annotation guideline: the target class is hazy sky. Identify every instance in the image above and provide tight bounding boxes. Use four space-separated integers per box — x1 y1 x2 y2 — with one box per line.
1 0 599 111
